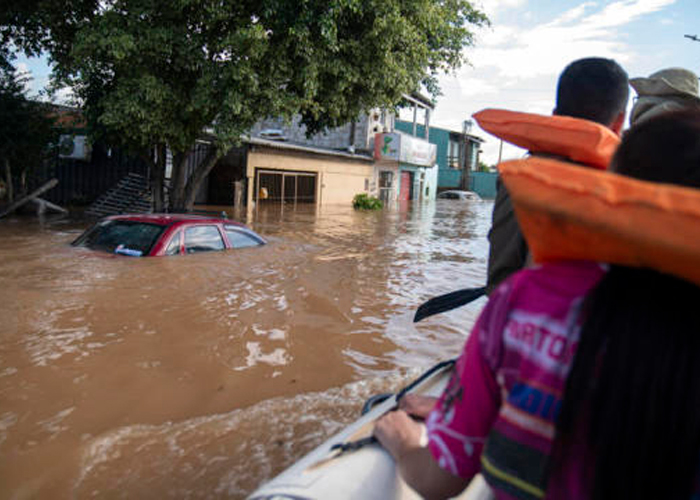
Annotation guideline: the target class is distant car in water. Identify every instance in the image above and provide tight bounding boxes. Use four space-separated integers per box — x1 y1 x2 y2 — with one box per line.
437 190 482 201
72 214 266 257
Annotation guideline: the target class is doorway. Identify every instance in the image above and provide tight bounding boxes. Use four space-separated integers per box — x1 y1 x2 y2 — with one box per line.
256 170 317 204
399 171 414 201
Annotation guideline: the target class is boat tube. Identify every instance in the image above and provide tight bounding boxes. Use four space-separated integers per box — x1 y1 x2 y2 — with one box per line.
248 360 493 500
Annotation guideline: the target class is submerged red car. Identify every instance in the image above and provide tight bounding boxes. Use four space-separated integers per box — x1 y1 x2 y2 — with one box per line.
72 214 266 257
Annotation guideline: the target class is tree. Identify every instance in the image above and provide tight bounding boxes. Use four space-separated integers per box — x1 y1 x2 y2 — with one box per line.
5 0 488 211
0 64 58 204
477 160 493 173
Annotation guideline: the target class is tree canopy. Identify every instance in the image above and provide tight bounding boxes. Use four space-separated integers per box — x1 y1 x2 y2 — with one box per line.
0 64 58 203
3 0 488 210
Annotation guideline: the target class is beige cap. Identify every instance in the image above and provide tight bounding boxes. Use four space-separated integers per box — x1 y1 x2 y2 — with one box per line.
630 67 700 100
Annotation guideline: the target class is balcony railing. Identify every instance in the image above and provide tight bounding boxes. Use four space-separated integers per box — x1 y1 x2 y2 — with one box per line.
447 155 462 169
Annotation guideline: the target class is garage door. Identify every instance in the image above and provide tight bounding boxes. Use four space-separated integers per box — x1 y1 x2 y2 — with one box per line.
256 170 317 204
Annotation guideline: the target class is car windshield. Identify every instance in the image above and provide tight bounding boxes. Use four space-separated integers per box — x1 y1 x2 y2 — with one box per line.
439 192 459 199
72 220 165 256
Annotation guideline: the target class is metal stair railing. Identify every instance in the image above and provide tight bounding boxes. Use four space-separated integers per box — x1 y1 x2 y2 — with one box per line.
85 172 152 218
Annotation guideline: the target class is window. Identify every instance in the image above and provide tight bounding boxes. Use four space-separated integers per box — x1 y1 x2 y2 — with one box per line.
379 171 393 188
448 139 461 169
224 226 263 249
73 220 165 256
439 192 459 199
164 231 181 255
185 226 225 254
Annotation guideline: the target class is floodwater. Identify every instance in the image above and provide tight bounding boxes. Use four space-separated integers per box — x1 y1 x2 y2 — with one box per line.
0 199 492 499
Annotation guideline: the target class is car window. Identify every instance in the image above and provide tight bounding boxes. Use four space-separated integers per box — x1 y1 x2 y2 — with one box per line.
440 192 458 199
164 231 182 256
73 220 165 256
224 226 263 249
185 225 225 253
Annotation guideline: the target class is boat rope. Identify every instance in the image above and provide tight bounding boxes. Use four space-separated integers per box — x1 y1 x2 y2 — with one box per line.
330 358 457 456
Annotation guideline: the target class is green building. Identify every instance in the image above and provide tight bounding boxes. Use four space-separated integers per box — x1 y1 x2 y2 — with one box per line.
395 120 485 193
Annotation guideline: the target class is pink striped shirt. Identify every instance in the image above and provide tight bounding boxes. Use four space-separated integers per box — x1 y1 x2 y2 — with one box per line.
426 261 605 499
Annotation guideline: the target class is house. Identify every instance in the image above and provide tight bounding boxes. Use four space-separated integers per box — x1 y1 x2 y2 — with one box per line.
368 93 439 204
28 106 150 209
200 93 438 208
394 120 484 194
372 131 438 203
199 111 383 208
40 96 440 213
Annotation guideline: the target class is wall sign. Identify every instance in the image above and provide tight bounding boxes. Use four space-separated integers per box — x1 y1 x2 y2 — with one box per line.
374 132 436 167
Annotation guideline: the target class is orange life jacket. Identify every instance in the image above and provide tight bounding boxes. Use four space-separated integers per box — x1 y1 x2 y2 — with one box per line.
499 157 700 287
473 109 620 169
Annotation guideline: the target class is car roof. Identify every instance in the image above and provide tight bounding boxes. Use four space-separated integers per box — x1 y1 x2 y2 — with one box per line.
104 213 246 228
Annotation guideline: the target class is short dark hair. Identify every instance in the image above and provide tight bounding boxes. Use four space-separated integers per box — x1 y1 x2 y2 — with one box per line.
554 57 629 126
612 109 700 188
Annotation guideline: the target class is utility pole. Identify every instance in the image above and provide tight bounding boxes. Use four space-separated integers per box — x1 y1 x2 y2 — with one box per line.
461 120 470 190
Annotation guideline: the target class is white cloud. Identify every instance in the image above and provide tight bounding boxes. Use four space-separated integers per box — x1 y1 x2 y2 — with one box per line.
15 62 30 74
433 0 678 163
455 76 498 98
13 63 35 94
53 86 75 105
554 2 597 24
578 0 676 29
476 0 528 19
472 0 677 79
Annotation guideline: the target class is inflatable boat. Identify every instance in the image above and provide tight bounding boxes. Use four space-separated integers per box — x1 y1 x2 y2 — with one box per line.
248 359 493 500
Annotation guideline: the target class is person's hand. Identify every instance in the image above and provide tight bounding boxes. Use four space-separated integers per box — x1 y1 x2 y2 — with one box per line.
398 394 438 419
373 410 425 461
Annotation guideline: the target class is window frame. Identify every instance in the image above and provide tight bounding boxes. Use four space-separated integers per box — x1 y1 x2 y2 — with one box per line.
184 224 226 254
223 225 265 249
163 230 183 256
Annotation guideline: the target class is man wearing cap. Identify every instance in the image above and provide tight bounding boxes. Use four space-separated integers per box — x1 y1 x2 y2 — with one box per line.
630 67 700 125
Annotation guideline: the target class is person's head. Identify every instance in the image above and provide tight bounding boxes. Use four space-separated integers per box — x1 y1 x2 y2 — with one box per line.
612 109 700 187
554 57 629 134
629 67 700 125
554 109 700 500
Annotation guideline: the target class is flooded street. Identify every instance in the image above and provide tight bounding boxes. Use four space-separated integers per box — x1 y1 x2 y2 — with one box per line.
0 199 491 499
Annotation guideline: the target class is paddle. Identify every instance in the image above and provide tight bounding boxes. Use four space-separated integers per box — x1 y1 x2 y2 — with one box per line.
413 286 487 323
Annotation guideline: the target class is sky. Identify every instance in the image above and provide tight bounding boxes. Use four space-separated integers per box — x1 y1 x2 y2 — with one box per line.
14 0 700 165
426 0 700 164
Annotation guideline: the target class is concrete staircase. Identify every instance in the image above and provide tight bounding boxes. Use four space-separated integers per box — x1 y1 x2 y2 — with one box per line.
86 173 152 218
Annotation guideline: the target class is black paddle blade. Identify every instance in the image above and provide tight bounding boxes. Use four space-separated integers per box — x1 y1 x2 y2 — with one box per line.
413 286 487 323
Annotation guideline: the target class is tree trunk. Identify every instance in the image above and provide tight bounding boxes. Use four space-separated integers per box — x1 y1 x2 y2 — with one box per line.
19 169 26 196
168 151 188 210
0 178 58 219
4 159 13 203
144 146 165 212
181 146 221 212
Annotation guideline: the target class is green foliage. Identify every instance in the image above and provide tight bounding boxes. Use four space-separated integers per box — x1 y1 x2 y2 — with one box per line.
353 193 383 210
0 64 58 198
477 160 493 172
3 0 488 210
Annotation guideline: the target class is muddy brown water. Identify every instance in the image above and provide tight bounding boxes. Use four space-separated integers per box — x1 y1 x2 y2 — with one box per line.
0 200 492 499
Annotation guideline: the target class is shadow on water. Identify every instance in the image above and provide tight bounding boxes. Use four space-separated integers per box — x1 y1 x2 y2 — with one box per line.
0 198 492 498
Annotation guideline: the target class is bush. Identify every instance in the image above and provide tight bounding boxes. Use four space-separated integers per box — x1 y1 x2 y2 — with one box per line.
352 193 383 210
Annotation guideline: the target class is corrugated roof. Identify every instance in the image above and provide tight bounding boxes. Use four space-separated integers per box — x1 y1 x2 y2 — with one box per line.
245 137 374 162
